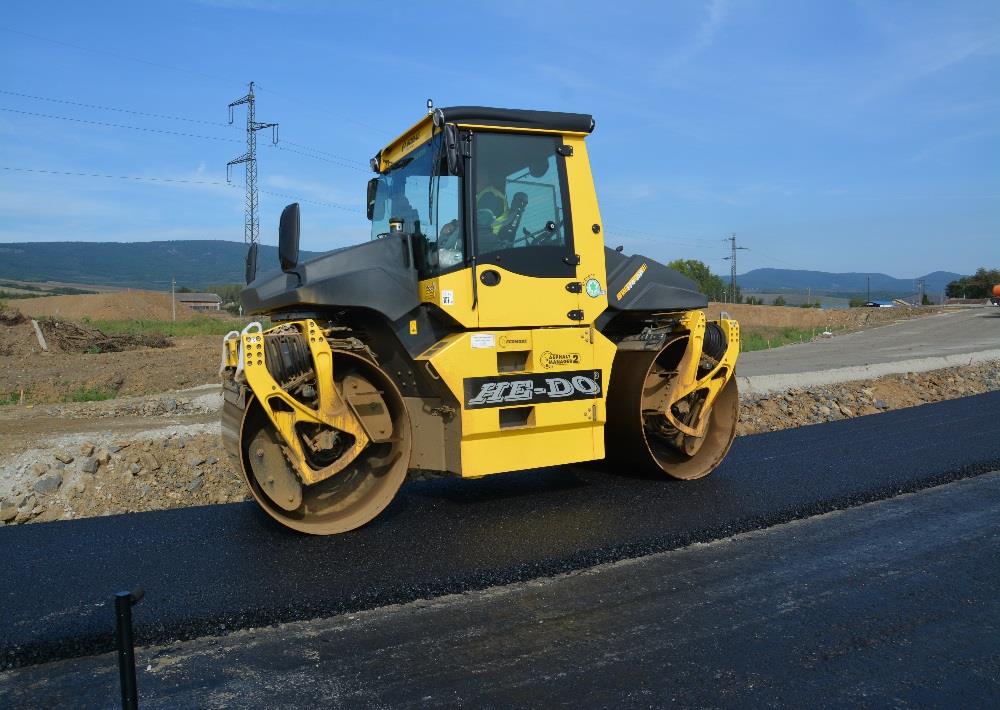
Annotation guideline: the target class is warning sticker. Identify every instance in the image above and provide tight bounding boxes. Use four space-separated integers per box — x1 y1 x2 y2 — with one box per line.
441 290 455 306
470 333 496 349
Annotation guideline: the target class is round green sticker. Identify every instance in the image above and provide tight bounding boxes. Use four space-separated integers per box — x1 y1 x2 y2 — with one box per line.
585 278 604 298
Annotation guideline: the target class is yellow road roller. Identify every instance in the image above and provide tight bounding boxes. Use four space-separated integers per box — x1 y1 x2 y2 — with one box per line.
220 106 740 534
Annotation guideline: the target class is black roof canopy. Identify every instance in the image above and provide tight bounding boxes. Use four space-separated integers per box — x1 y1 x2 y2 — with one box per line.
433 106 595 134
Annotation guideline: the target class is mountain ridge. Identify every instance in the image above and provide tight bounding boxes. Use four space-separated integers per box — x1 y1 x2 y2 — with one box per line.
0 240 964 295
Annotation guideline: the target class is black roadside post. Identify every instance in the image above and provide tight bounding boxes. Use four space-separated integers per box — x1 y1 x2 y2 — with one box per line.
115 587 145 710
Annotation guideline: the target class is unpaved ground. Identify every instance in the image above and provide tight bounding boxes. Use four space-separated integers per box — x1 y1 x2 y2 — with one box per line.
1 361 997 527
12 290 202 321
705 301 938 331
0 304 943 406
1 331 218 403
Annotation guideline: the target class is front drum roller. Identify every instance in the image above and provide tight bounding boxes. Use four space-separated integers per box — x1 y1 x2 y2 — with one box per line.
605 338 739 480
238 350 411 535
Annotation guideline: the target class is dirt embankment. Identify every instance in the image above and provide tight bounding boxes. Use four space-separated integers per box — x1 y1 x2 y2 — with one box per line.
705 302 939 331
737 360 1000 435
1 336 219 403
13 290 202 321
1 302 219 403
0 428 247 525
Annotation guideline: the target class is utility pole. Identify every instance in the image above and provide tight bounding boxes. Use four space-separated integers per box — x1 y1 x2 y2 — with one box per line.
916 279 925 306
171 276 176 322
227 81 278 282
722 234 748 304
866 275 870 304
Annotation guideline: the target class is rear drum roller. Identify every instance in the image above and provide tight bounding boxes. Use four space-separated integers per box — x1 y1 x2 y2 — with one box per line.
238 350 411 534
606 338 739 480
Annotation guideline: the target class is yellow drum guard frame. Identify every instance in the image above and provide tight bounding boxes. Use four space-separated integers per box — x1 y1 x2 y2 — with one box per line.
659 312 740 438
229 320 377 486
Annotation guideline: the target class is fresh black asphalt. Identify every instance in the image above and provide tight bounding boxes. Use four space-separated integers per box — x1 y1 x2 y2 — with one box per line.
6 473 999 708
3 392 1000 669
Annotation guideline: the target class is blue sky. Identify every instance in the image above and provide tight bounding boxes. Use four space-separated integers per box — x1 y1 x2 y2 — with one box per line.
0 0 997 278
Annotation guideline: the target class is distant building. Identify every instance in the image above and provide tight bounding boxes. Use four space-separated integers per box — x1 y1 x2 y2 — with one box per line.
176 292 222 312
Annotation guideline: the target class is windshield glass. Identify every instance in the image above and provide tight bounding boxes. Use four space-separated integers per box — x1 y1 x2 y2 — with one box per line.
370 135 464 279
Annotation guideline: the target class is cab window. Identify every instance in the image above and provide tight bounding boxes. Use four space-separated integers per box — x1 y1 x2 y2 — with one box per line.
369 135 465 280
472 132 574 277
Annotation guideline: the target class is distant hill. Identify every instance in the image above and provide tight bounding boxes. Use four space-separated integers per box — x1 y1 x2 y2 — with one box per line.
0 241 966 297
735 268 961 298
0 241 320 289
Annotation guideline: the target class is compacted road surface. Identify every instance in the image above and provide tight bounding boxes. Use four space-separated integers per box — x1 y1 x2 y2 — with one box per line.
739 307 1000 377
6 472 999 708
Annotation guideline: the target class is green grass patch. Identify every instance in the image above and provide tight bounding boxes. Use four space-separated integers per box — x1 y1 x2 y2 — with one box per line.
0 391 22 406
85 317 260 337
65 386 118 403
741 326 842 352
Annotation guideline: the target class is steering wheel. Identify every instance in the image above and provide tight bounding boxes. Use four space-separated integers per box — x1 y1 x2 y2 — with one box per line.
518 219 564 247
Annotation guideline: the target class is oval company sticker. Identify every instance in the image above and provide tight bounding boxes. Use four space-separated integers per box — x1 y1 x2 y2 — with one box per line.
585 277 605 298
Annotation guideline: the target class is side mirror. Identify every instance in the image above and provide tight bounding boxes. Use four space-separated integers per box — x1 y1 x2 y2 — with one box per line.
245 242 258 284
366 178 378 221
278 202 300 273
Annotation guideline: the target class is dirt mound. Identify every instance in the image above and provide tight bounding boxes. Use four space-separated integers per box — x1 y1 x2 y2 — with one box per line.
14 290 202 321
38 320 170 354
705 302 933 330
0 334 219 404
0 303 26 326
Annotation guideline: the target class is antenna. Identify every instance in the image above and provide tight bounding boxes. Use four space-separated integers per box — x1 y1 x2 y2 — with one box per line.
227 81 278 282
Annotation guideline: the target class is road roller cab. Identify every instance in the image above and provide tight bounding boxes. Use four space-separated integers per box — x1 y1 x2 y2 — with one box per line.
221 105 741 534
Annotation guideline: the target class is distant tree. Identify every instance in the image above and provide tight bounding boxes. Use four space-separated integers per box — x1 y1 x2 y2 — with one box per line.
176 286 193 293
921 293 931 305
745 296 765 305
946 267 1000 299
849 297 866 307
772 295 787 307
666 259 726 301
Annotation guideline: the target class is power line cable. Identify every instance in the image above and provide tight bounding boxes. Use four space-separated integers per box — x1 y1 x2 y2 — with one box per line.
0 166 230 185
1 89 372 169
0 88 236 128
608 225 723 246
0 25 394 137
272 144 370 172
0 25 241 87
0 165 363 212
280 138 369 167
0 106 242 143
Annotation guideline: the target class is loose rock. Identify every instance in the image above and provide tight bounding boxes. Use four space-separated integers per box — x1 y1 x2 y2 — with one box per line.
79 457 99 474
33 472 63 494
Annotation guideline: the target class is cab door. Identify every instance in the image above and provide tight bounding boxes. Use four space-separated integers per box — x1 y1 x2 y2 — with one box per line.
471 132 581 328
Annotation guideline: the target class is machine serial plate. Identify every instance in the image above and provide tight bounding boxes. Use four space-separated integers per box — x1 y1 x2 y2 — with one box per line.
463 370 602 409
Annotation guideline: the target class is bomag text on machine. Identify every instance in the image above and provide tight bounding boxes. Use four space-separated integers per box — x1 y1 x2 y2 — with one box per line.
220 106 741 534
